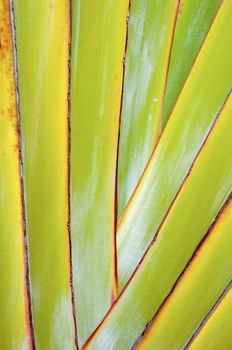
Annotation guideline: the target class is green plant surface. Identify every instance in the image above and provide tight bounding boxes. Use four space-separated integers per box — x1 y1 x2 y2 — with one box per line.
83 88 232 350
117 0 179 218
14 1 76 348
0 1 32 348
189 284 232 350
162 0 222 127
136 194 232 349
117 0 232 292
1 0 231 348
70 0 129 346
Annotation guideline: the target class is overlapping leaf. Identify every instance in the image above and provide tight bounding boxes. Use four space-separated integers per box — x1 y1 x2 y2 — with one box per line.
136 192 232 349
189 284 232 349
117 0 232 292
162 0 222 127
117 0 178 217
0 0 231 348
83 58 232 350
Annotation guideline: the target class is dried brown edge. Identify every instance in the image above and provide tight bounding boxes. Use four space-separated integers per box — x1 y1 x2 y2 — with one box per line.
185 281 232 349
82 89 231 348
113 0 131 300
117 0 225 229
134 194 232 349
67 0 79 348
9 0 35 348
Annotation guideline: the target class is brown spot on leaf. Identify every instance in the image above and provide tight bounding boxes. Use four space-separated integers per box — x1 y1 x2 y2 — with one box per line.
0 0 13 60
14 142 20 153
49 1 54 10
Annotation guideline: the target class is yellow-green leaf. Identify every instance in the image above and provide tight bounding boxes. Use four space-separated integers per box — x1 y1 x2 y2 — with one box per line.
189 284 232 350
117 0 232 292
70 0 128 346
14 1 76 348
117 0 179 217
162 0 222 127
136 195 232 350
0 0 32 348
83 89 232 350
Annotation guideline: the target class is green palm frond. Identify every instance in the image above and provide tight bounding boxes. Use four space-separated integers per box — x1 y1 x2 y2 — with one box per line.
0 0 231 349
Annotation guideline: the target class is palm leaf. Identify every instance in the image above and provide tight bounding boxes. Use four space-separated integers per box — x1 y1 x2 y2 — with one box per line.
162 0 222 127
117 0 178 217
13 1 76 348
117 0 232 292
70 0 128 346
0 0 231 348
0 0 32 347
189 283 232 349
135 195 232 349
118 0 222 217
83 89 232 349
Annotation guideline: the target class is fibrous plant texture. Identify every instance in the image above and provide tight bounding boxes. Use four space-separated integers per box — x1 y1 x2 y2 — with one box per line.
0 0 231 349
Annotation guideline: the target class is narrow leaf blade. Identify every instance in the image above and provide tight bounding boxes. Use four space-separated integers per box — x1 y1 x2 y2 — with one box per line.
0 0 32 347
14 1 76 348
136 195 232 349
189 285 232 350
162 0 222 127
84 89 232 350
70 0 128 346
117 0 179 217
117 0 232 291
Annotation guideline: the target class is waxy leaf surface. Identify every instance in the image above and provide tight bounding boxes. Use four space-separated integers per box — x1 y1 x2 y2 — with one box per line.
117 0 232 292
71 0 128 346
189 285 232 350
162 0 222 127
117 0 178 217
84 88 232 350
136 187 232 349
14 1 76 348
0 1 32 348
